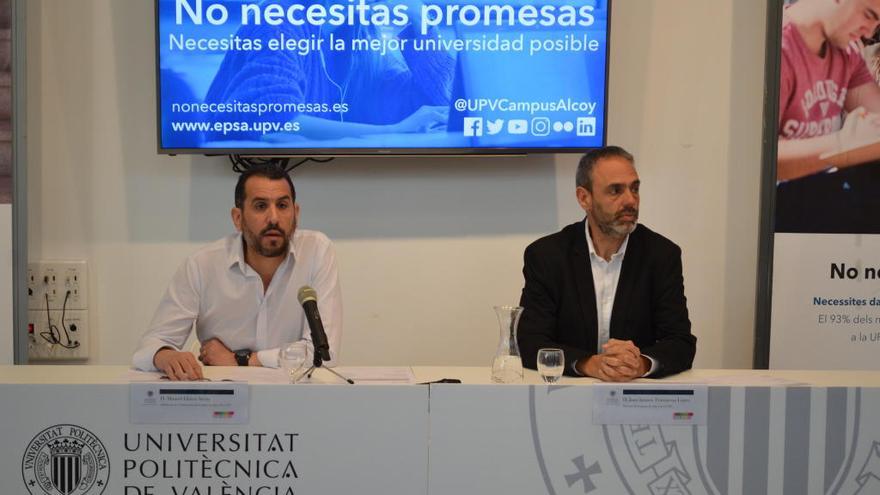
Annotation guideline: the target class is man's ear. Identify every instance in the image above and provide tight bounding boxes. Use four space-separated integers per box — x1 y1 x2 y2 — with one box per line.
294 202 300 226
576 186 592 213
231 207 243 232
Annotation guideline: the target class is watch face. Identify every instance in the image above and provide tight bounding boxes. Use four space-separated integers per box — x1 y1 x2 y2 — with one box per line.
235 350 251 366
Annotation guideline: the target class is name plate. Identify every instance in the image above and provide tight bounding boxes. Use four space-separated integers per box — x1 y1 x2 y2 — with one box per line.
592 384 707 426
130 382 250 425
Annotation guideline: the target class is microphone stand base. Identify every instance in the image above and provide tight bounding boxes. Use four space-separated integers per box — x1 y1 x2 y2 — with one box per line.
297 365 355 384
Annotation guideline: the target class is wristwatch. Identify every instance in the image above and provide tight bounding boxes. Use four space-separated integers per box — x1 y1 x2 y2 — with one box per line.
234 349 252 367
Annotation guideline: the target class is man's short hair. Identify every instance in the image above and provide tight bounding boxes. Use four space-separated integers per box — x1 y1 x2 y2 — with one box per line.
234 163 296 209
576 146 635 191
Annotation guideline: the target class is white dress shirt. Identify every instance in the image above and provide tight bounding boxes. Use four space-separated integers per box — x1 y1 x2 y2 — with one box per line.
585 223 629 353
132 230 342 371
580 222 656 376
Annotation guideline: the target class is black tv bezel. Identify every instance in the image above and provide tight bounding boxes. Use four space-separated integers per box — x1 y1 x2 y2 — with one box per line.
154 0 612 156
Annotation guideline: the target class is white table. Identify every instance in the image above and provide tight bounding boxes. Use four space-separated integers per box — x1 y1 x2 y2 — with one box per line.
423 367 880 495
1 365 428 495
3 366 880 495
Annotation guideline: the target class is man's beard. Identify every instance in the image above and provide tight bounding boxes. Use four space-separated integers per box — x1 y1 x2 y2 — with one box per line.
243 222 291 258
592 206 638 238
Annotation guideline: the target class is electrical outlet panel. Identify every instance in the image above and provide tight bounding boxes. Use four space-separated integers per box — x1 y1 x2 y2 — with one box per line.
28 261 88 311
27 260 89 361
28 309 89 360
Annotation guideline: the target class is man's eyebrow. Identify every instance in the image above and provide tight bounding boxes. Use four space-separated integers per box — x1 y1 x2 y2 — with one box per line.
249 195 292 203
869 7 880 21
607 179 640 188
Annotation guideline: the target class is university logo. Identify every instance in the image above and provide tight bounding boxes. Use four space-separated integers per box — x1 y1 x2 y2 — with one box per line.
21 424 109 495
530 386 872 494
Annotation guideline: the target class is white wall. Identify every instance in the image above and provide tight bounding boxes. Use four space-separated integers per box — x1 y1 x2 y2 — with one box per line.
25 0 766 369
1 204 11 364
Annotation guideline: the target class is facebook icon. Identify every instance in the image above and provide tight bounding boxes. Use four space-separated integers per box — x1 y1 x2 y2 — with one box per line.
463 117 483 137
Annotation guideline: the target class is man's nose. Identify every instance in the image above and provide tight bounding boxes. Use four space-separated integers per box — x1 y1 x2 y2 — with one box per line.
266 205 279 222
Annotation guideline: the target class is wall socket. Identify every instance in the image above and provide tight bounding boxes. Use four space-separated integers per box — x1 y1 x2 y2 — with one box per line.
28 309 89 360
27 261 89 361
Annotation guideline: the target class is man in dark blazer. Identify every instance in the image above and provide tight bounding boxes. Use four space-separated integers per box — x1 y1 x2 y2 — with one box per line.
518 146 696 380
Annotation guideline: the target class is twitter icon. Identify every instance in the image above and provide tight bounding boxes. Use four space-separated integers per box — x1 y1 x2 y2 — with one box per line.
486 119 504 135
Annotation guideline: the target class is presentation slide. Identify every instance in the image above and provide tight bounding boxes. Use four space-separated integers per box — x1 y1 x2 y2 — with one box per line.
156 0 609 152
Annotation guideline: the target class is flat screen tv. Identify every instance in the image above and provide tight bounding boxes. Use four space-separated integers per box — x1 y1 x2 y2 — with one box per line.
156 0 610 155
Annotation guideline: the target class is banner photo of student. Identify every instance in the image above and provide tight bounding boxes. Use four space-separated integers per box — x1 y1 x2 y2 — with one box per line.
156 0 610 153
769 0 880 369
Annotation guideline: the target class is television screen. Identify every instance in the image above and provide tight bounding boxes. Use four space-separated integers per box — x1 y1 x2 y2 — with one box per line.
156 0 610 154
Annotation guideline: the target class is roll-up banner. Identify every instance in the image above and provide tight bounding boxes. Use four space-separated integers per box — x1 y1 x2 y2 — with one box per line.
767 0 880 369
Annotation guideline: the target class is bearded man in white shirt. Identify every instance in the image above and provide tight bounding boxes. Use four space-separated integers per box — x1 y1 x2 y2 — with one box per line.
132 163 342 380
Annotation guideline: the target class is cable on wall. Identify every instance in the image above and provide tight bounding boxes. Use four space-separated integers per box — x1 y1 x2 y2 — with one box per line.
228 155 335 174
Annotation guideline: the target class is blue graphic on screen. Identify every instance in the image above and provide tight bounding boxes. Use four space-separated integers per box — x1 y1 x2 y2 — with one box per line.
157 0 609 152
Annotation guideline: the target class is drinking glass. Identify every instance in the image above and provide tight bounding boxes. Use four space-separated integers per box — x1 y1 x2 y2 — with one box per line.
537 348 564 384
278 342 311 383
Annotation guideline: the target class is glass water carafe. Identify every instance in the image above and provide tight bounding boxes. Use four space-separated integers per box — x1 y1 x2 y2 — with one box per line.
491 305 524 383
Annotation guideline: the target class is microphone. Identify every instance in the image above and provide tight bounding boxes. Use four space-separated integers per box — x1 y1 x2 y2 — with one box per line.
297 286 332 363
